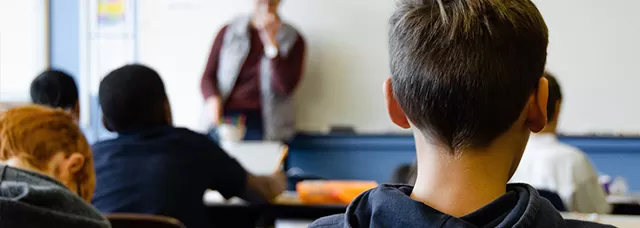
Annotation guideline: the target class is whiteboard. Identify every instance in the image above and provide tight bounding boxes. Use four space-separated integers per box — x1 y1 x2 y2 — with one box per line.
534 0 640 135
136 0 398 133
137 0 640 135
0 0 47 102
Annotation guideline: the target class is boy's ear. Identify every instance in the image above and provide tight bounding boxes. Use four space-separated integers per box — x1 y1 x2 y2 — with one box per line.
164 98 173 125
526 77 549 133
383 77 410 129
64 153 85 174
73 101 81 121
102 116 114 132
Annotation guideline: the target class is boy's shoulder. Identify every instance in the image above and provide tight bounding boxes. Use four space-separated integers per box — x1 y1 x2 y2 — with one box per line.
91 127 217 152
170 127 212 139
309 214 345 228
308 215 616 228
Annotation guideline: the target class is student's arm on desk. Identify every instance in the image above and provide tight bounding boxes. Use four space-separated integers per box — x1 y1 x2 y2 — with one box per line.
572 177 611 214
240 171 287 203
205 141 286 203
206 144 248 200
572 155 612 214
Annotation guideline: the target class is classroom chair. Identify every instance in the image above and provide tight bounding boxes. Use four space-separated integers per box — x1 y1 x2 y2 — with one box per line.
106 213 186 228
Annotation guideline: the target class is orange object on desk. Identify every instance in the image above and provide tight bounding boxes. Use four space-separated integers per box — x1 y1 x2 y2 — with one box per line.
297 180 378 205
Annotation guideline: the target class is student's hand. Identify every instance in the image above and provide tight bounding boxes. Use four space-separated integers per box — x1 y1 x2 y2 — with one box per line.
268 170 287 197
210 96 223 126
254 13 281 47
246 172 287 202
260 171 287 201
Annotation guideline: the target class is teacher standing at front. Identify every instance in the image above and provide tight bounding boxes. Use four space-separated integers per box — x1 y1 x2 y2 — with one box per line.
200 0 305 141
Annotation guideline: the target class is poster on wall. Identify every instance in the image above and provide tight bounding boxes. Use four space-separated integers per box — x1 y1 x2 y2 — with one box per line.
98 0 126 27
76 0 137 136
90 0 132 35
83 0 136 101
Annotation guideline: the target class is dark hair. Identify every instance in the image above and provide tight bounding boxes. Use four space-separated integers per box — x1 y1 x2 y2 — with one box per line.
389 0 548 151
544 72 562 122
30 70 78 110
99 64 168 132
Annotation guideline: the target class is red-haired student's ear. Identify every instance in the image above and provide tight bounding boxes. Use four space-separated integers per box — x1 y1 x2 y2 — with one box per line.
384 77 410 129
527 77 549 133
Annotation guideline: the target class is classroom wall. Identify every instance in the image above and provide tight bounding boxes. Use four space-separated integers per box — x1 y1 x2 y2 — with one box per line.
0 0 47 101
48 2 640 192
131 0 640 135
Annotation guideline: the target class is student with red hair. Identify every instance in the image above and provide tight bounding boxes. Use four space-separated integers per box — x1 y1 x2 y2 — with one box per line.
0 105 109 228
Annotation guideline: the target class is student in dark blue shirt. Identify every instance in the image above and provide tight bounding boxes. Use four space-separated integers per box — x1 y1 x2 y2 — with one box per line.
92 64 286 228
311 0 612 227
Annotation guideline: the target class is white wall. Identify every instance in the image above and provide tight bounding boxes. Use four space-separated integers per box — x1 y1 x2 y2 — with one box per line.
534 0 640 135
0 0 47 102
137 0 640 135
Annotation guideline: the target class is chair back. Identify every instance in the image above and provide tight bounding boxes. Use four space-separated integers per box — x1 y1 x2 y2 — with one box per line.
106 213 186 228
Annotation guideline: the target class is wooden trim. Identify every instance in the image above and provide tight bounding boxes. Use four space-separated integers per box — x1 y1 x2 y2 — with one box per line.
105 213 185 228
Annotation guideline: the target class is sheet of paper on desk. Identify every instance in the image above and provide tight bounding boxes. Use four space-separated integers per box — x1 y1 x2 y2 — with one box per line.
202 190 246 205
219 141 286 175
275 220 313 228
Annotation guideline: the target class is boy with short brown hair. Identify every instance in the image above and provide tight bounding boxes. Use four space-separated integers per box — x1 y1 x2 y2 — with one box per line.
311 0 612 227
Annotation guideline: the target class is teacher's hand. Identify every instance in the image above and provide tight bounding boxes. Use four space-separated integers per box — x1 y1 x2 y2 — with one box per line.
254 13 281 47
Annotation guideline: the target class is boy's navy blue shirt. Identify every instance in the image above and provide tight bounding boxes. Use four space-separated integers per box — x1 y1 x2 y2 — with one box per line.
311 184 615 228
91 126 247 228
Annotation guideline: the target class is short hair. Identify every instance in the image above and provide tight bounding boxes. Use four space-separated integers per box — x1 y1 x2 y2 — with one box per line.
544 72 563 122
0 105 94 201
389 0 548 151
99 64 168 132
30 70 78 110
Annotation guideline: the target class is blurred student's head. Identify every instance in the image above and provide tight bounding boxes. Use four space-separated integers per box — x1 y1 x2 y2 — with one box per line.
0 105 95 202
384 0 548 174
254 0 281 15
540 71 563 133
390 164 413 185
390 163 417 186
99 64 171 132
30 70 80 121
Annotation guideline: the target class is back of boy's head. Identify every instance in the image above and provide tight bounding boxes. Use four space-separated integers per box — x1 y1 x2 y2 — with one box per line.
99 64 168 132
389 0 548 151
30 70 78 110
544 72 562 122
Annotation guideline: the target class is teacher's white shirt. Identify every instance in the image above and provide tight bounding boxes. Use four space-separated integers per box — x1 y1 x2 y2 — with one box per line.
510 133 611 214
